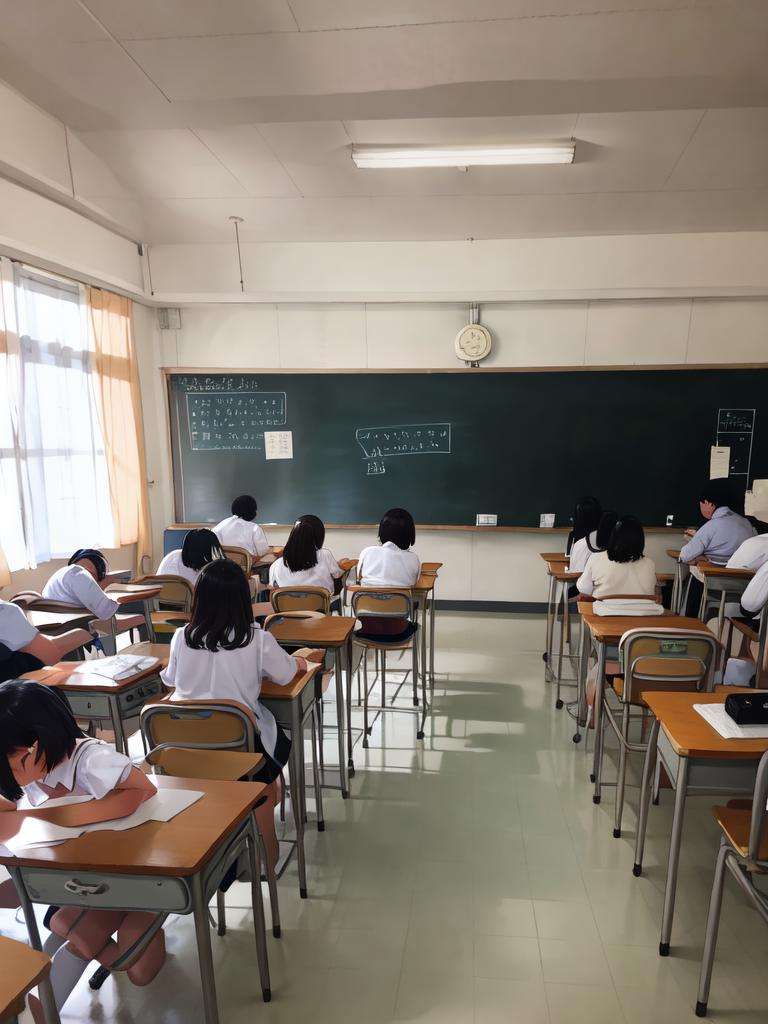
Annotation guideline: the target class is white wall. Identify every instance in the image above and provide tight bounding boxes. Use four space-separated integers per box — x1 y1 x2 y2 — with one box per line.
133 294 768 601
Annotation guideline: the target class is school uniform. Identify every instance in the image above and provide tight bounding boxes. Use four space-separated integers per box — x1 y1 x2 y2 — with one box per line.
268 548 341 594
161 625 297 782
741 561 768 616
0 598 42 681
357 542 420 588
726 534 768 572
577 552 657 599
568 532 599 574
213 515 270 558
157 549 200 586
680 507 756 616
43 564 120 619
21 737 131 807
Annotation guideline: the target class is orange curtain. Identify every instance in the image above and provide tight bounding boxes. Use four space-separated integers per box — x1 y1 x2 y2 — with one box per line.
87 287 152 575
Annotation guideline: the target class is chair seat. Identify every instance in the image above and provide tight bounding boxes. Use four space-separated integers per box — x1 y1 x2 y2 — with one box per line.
610 676 647 706
92 612 145 635
713 804 768 862
354 621 418 646
147 748 264 781
151 610 191 634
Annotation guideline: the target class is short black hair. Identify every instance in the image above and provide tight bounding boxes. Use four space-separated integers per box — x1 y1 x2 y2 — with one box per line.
181 528 224 571
607 515 645 563
594 511 619 551
283 519 320 573
0 681 83 802
567 496 603 552
378 508 416 550
699 478 734 510
231 495 258 521
184 559 254 652
297 514 325 550
68 548 107 581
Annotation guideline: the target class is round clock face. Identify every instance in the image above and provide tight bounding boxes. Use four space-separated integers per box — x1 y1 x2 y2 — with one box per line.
455 324 492 361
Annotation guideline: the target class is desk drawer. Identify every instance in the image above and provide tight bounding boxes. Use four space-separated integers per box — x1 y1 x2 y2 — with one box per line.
658 731 759 796
118 676 163 714
64 693 112 720
20 868 190 914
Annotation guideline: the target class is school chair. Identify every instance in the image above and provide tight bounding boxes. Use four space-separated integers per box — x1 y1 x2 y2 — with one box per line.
599 628 718 842
0 936 60 1023
132 574 194 641
140 698 281 938
11 592 145 653
350 588 426 743
222 546 253 576
722 600 768 689
270 586 331 615
695 749 768 1017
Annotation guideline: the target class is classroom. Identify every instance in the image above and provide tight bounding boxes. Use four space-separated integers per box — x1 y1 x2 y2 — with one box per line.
0 3 768 1023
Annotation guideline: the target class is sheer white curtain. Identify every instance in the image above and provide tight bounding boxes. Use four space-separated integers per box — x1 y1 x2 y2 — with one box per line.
1 260 115 570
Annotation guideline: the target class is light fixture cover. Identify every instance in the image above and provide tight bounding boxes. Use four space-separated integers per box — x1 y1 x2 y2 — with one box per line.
351 142 575 169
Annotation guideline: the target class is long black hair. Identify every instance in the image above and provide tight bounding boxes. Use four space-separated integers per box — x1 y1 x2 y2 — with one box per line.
181 528 224 571
283 519 320 573
593 511 619 552
607 515 645 564
0 681 83 801
68 548 107 581
378 508 416 550
184 559 254 651
566 497 602 554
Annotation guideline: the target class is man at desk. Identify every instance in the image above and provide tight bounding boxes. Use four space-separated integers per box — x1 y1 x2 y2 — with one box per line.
680 479 755 616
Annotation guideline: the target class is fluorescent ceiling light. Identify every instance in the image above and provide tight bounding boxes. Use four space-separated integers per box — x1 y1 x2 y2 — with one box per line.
351 142 575 169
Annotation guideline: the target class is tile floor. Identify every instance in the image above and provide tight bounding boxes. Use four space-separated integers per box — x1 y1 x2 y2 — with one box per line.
9 612 768 1022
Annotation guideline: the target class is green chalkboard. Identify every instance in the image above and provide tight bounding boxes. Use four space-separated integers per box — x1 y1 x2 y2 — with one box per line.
167 369 766 527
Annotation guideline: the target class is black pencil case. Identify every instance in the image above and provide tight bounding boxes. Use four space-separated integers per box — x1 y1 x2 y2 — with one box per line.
724 692 768 726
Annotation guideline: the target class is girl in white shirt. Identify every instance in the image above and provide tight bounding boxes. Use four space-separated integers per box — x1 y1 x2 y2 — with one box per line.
0 681 161 1021
213 494 270 558
157 527 224 586
269 514 342 596
0 598 92 682
357 508 420 638
577 516 657 598
162 559 313 869
566 496 603 570
43 548 120 621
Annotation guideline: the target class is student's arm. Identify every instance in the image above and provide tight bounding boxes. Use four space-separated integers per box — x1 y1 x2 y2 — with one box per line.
71 568 120 618
252 525 270 558
679 523 711 564
261 631 304 685
23 629 93 665
159 629 181 689
577 560 595 596
741 563 768 616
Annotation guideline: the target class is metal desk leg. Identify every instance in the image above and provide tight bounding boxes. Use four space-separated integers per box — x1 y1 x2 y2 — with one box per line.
572 623 590 744
429 588 436 696
591 642 607 802
633 718 659 877
659 756 690 956
555 582 568 700
142 598 155 643
247 818 271 1001
345 638 355 778
108 694 127 755
420 596 428 709
333 648 350 797
191 872 220 1024
544 574 556 673
289 698 308 897
38 975 61 1024
10 865 62 1022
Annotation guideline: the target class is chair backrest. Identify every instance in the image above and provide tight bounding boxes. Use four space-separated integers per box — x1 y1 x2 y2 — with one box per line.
271 586 330 614
222 546 252 575
618 628 718 703
748 749 768 864
351 588 413 620
134 574 194 611
140 698 258 760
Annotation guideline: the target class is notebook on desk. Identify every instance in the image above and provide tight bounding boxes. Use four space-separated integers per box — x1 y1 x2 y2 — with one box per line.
72 654 159 681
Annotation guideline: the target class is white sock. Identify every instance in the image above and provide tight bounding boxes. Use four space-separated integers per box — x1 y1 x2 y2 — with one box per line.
49 944 89 1009
43 931 66 956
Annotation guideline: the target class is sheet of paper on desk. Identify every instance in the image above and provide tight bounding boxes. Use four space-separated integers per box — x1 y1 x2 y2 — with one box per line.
694 703 768 740
5 790 204 853
72 654 158 681
709 446 730 480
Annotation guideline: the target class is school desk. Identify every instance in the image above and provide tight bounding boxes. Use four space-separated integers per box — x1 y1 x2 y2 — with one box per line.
26 608 96 635
0 776 271 1024
266 615 357 797
697 565 755 665
636 690 768 957
544 563 580 703
104 583 163 641
23 653 166 756
413 572 440 698
0 936 59 1024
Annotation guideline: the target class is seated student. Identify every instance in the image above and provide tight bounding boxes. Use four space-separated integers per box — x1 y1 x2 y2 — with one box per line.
577 515 657 598
157 527 223 586
0 598 92 682
213 494 270 558
42 549 120 621
161 559 313 868
680 479 756 615
741 560 768 619
566 496 603 574
269 515 342 596
0 681 161 1022
357 508 420 637
721 561 768 685
726 531 768 572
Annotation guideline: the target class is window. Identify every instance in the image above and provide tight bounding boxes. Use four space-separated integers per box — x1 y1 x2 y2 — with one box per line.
1 265 115 570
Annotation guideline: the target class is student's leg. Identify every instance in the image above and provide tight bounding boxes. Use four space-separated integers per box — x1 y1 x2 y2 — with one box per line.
684 576 704 618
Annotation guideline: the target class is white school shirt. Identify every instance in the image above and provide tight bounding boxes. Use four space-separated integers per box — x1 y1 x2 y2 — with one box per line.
568 532 599 574
0 599 38 652
679 507 756 565
577 552 657 599
213 516 270 558
161 626 297 758
42 564 120 619
22 738 132 808
157 549 200 586
726 534 768 572
269 548 341 594
357 541 421 588
741 561 768 616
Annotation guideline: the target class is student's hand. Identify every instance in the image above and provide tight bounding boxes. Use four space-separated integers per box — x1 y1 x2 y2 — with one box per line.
294 657 309 674
305 649 324 664
684 527 696 537
38 789 147 828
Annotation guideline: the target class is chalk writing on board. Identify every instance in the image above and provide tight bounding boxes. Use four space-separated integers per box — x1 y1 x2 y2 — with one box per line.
355 423 452 472
716 408 756 476
177 376 263 393
187 392 287 451
717 409 755 434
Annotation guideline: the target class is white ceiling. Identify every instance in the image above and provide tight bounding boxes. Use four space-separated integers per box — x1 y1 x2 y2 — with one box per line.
1 0 767 243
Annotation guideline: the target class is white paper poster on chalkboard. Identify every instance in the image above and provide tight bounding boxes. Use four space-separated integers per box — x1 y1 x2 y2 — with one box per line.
709 446 730 479
265 430 293 460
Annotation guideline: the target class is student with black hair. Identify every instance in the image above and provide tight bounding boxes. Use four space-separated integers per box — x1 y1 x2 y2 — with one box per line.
0 681 160 1021
42 549 120 620
577 515 657 598
566 496 603 573
269 515 342 594
0 597 92 682
213 494 270 557
157 527 224 585
357 508 420 588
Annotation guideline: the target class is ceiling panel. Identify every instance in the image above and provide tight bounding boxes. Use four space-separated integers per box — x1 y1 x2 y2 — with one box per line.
665 108 768 190
76 129 248 198
0 1 107 43
83 0 297 39
195 125 300 196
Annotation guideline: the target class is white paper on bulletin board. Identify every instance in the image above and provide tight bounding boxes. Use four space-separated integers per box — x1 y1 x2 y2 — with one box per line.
265 430 293 460
709 446 730 479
